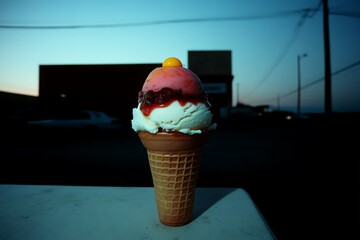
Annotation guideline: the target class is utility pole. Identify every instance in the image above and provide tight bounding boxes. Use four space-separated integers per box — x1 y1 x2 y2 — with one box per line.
297 54 307 117
323 0 332 115
237 83 240 105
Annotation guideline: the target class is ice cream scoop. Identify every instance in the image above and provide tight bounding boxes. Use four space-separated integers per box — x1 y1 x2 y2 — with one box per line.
131 57 216 134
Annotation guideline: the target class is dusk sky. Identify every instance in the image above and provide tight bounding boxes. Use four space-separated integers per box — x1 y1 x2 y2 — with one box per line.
1 0 359 113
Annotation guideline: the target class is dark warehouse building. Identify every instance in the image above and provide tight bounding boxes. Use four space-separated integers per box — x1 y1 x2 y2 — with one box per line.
37 63 161 124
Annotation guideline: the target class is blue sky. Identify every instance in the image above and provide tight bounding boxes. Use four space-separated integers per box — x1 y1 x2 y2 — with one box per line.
0 0 359 113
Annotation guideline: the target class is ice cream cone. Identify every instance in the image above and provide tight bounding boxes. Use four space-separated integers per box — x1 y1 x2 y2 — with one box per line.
138 131 209 226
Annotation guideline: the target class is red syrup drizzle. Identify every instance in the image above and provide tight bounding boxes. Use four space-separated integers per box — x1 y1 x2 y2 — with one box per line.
138 88 210 116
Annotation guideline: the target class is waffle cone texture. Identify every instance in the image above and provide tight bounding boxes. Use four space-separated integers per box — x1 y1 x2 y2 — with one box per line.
138 131 209 226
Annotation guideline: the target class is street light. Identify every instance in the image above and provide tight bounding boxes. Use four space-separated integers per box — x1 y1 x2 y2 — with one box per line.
297 53 307 117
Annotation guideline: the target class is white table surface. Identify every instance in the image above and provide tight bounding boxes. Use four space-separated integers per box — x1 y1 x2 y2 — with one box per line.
0 184 276 240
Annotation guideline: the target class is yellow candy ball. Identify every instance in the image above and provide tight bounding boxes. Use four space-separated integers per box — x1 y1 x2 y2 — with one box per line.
162 57 182 67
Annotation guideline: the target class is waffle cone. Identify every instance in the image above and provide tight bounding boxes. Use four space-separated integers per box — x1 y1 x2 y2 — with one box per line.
138 131 209 226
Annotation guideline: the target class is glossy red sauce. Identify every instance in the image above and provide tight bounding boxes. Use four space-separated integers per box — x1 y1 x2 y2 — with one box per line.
138 88 210 116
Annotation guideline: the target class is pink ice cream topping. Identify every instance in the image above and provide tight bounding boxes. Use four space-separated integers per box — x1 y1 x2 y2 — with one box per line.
142 67 204 96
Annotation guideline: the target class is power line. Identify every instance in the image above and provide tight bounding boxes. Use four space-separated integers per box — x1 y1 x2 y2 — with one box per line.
330 10 360 19
301 60 360 91
253 60 360 105
241 2 322 101
241 16 304 101
0 8 317 30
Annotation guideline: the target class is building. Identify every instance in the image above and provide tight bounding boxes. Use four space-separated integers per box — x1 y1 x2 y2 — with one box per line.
37 63 161 123
37 51 233 124
188 50 233 120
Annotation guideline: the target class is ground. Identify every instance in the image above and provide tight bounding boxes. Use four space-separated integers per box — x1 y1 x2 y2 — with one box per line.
1 115 359 239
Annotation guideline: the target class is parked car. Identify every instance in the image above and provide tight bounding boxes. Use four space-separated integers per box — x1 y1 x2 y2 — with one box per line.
27 110 124 130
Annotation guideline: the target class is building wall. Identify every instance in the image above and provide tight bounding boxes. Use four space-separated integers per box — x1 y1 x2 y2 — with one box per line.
38 64 161 123
188 50 233 120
